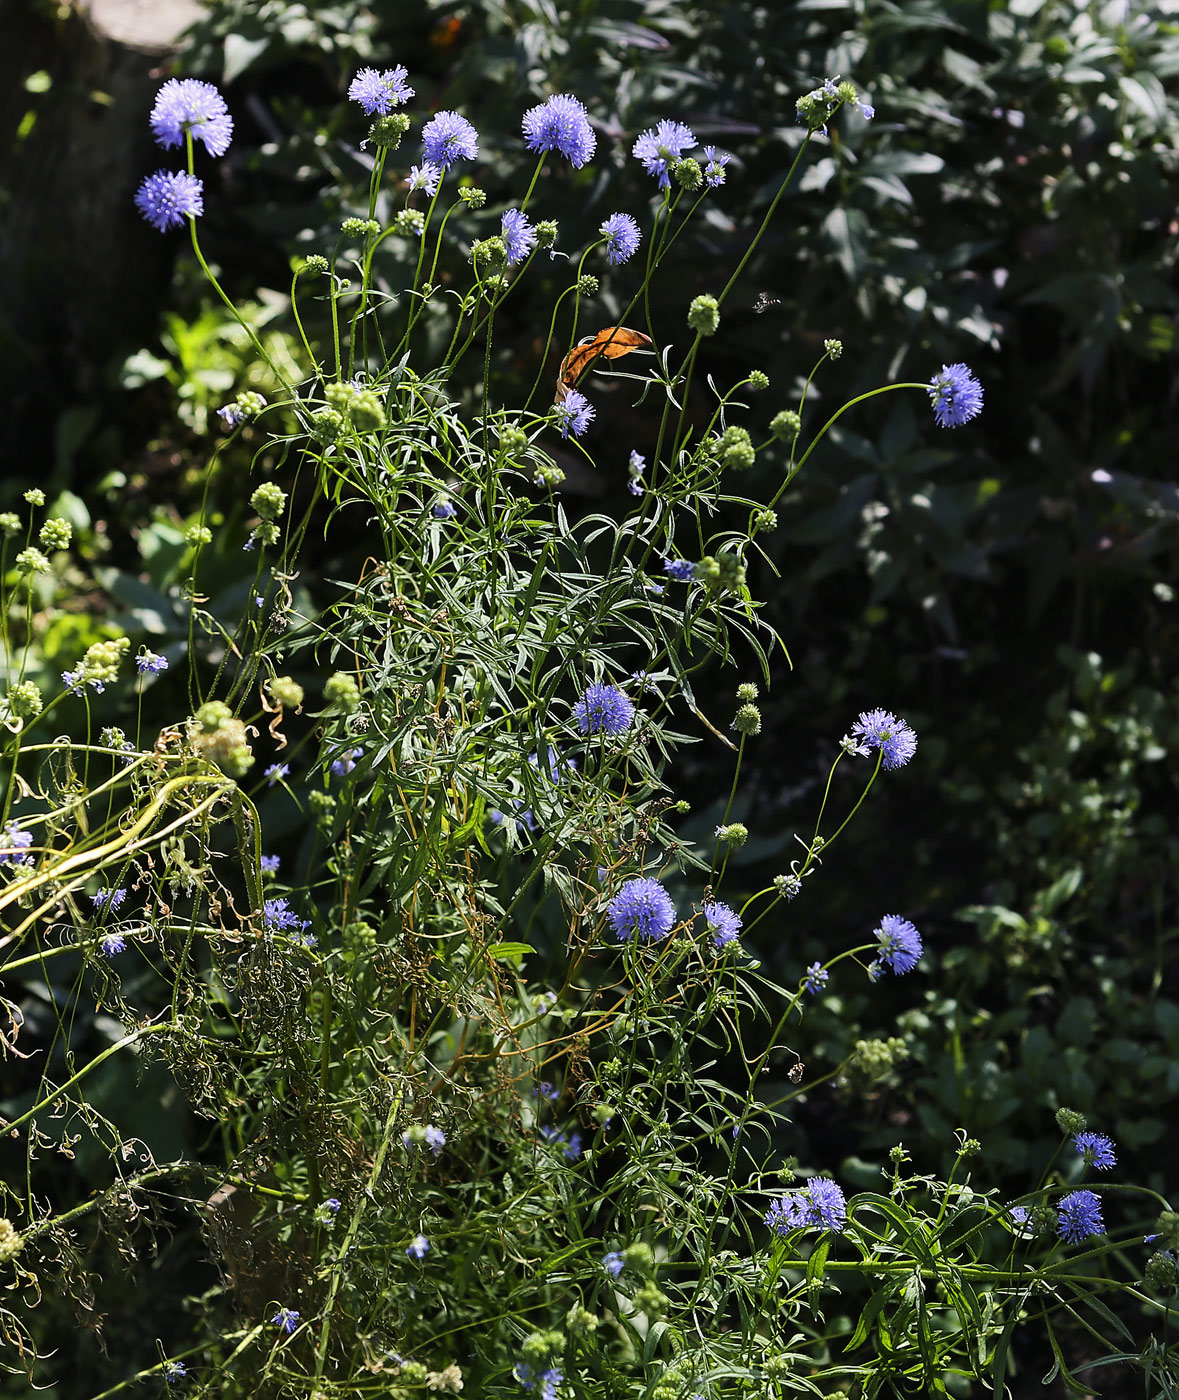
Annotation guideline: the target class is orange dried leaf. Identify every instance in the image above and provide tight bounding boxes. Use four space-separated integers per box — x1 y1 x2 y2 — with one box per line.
556 325 651 400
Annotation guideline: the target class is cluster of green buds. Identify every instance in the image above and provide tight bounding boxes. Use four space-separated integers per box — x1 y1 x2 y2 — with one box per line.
266 674 304 710
748 369 770 391
249 483 288 548
39 517 72 552
190 700 254 779
687 294 720 337
796 77 867 133
577 274 598 297
324 380 386 435
366 112 410 149
565 1302 598 1335
4 680 43 723
671 156 703 191
341 216 379 241
458 186 486 209
715 822 748 848
14 546 50 575
0 1218 23 1264
0 512 21 538
519 1330 564 1366
63 637 131 694
533 461 565 489
535 219 558 248
849 1036 910 1083
471 235 507 271
696 550 746 595
393 209 424 238
770 409 801 444
732 686 761 736
323 671 360 714
298 254 329 277
714 425 755 472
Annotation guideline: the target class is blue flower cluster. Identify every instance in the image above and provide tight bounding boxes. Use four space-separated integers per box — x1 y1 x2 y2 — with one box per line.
1074 1130 1117 1171
872 914 923 975
573 682 634 736
928 363 984 429
1057 1189 1104 1244
850 708 918 770
765 1178 848 1235
136 79 234 232
539 1125 583 1161
702 900 741 952
607 877 676 943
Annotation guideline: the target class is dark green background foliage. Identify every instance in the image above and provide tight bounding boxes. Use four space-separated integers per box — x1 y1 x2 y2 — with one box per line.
2 0 1177 1392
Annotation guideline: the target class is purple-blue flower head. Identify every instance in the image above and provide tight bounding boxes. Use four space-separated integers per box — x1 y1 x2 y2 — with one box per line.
432 498 456 519
803 961 828 994
406 1233 430 1259
874 913 923 975
662 559 696 582
632 119 696 188
522 93 596 167
260 854 281 874
135 171 204 232
766 1178 847 1235
265 762 290 785
703 900 741 951
422 111 479 169
93 887 127 912
928 363 983 429
850 708 918 769
604 1250 624 1277
600 212 641 266
501 208 537 265
0 825 33 865
408 162 442 196
1074 1131 1117 1171
515 1363 563 1400
701 145 731 187
553 389 594 439
271 1307 300 1334
331 747 363 777
1057 1189 1104 1243
348 66 414 115
136 650 168 675
606 876 676 942
573 682 634 736
100 932 127 957
263 896 310 935
149 79 233 156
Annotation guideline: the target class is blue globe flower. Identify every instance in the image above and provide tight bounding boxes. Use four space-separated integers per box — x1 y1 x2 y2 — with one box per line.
348 66 414 115
522 94 597 168
134 171 204 233
1073 1131 1117 1171
606 877 676 942
702 900 741 951
1057 1189 1104 1243
553 389 595 439
632 119 696 188
149 79 233 156
501 208 537 265
850 708 918 769
928 363 983 429
874 913 923 975
599 213 641 265
573 682 634 736
422 111 479 169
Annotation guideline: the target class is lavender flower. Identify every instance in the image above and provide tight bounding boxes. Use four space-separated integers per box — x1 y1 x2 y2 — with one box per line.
100 932 127 957
522 93 596 167
422 111 479 169
573 682 634 736
1074 1131 1117 1171
271 1307 300 1334
265 762 290 784
850 708 918 769
1057 1189 1104 1243
406 1233 430 1259
874 914 923 975
407 161 442 195
703 900 742 951
606 876 676 943
432 499 457 519
93 888 127 912
260 854 281 874
928 364 983 429
136 650 168 675
149 79 233 156
424 1125 447 1155
765 1178 848 1235
501 208 537 265
134 171 204 233
662 559 696 582
632 119 696 188
701 145 731 187
263 897 310 935
599 212 641 265
803 962 828 994
0 825 33 865
348 66 414 115
331 747 363 777
604 1250 624 1277
553 389 595 439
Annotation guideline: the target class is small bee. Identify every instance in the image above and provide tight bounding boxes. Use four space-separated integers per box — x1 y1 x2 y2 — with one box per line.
753 292 781 315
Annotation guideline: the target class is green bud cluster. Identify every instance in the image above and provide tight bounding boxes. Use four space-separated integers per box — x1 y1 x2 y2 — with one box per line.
717 425 755 471
1146 1250 1179 1293
671 799 690 813
1055 1107 1087 1136
736 682 759 702
471 236 507 269
325 381 386 434
533 462 565 489
15 547 50 575
751 507 777 533
192 719 253 778
535 219 558 248
696 549 745 594
368 112 410 148
631 1280 668 1318
324 671 361 713
398 1361 428 1384
24 489 45 507
850 1036 909 1082
500 426 528 456
184 524 213 548
77 637 131 689
958 1137 981 1159
267 675 304 709
1153 1210 1179 1249
672 157 702 191
39 517 72 551
6 680 43 720
0 1218 23 1264
732 703 761 736
394 209 425 238
770 409 801 443
565 1302 598 1334
459 187 487 209
748 370 770 391
773 872 801 899
341 217 379 238
622 1241 654 1269
577 274 599 297
520 1330 563 1365
308 790 336 823
251 483 287 522
824 337 843 359
310 408 344 444
0 512 20 537
715 822 748 847
687 294 720 337
299 254 329 276
481 273 507 298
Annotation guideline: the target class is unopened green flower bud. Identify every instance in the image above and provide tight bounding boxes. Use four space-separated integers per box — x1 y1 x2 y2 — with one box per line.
577 274 599 297
715 821 748 847
622 1241 654 1270
39 518 72 551
349 388 385 434
184 524 213 548
308 790 336 822
323 671 360 713
459 186 487 209
851 1036 909 1081
341 216 379 238
824 338 843 359
672 157 702 191
7 681 43 720
631 1280 668 1318
251 483 287 522
565 1302 598 1333
192 710 253 777
736 682 758 702
74 637 130 690
535 219 558 248
1153 1210 1179 1250
718 425 754 471
1055 1107 1087 1136
752 508 777 533
24 489 45 507
774 872 801 900
687 294 720 337
732 703 761 736
671 799 690 814
195 700 233 733
716 550 746 592
520 1330 563 1364
368 112 410 148
1146 1250 1179 1293
592 1102 614 1126
267 676 304 709
399 1361 428 1384
748 370 770 391
500 426 528 455
15 547 50 574
0 512 21 537
0 1218 23 1263
533 462 565 489
836 80 859 105
770 410 801 443
299 254 329 276
471 236 507 269
481 273 507 298
393 209 425 238
310 408 344 444
959 1137 981 1158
